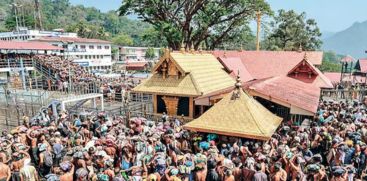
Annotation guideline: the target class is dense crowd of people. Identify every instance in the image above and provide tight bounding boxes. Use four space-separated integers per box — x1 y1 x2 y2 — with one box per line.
33 55 139 99
1 98 367 181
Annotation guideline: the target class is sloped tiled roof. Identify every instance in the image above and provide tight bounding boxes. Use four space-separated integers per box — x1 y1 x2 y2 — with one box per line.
133 51 235 96
0 41 63 50
212 50 332 89
248 76 321 114
133 74 200 96
212 51 323 80
355 59 367 73
32 36 111 44
184 88 282 140
324 72 366 85
218 57 254 82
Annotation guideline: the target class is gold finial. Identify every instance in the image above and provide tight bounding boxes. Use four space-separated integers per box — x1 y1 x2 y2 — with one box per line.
180 40 185 53
235 70 242 89
164 46 170 55
198 42 203 53
202 42 207 51
223 47 227 57
190 43 195 53
303 52 308 61
232 70 242 100
298 43 303 52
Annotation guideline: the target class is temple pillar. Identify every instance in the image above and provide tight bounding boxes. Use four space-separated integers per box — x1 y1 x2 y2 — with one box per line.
189 97 194 118
162 96 179 116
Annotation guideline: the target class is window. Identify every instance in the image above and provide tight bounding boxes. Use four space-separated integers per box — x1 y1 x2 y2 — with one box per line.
97 46 102 49
89 55 92 59
89 45 94 49
75 45 78 49
80 45 86 49
85 55 88 59
93 55 96 59
104 46 110 49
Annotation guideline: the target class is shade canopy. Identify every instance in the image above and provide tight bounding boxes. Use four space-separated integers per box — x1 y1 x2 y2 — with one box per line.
184 87 282 141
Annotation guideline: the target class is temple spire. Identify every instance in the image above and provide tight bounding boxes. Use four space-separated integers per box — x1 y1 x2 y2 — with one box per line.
232 70 242 100
190 43 195 53
198 42 203 53
180 40 185 53
303 52 308 61
298 43 303 52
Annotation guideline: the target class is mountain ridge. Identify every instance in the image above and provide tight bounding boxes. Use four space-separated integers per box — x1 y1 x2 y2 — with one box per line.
322 20 367 59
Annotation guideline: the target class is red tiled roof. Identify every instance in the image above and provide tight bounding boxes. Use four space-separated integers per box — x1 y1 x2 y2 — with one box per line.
32 36 111 44
323 72 341 84
324 72 366 84
126 62 147 68
212 50 323 66
218 57 253 82
0 41 63 50
212 51 323 81
356 59 367 73
212 50 332 88
248 76 321 113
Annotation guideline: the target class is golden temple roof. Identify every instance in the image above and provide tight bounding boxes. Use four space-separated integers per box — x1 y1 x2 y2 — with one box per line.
183 86 282 140
133 73 200 96
133 50 235 97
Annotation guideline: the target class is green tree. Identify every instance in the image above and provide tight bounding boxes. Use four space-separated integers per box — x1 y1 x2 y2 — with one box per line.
141 27 167 47
145 47 156 60
319 61 342 72
264 10 322 51
112 33 134 46
119 0 271 50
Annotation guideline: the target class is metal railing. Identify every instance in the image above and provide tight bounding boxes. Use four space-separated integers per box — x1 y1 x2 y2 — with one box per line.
0 59 33 68
321 89 367 101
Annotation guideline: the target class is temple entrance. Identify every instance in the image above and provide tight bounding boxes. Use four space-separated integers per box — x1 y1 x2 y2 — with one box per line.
157 95 167 114
177 97 189 117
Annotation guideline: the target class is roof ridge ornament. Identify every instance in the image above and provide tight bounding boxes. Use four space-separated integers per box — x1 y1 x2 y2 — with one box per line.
190 43 195 53
231 70 242 100
303 52 308 61
198 42 203 54
298 43 303 52
180 40 185 53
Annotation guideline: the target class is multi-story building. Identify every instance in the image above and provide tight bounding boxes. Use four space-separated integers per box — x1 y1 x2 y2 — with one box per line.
31 37 112 71
0 28 112 71
0 28 77 41
118 46 160 62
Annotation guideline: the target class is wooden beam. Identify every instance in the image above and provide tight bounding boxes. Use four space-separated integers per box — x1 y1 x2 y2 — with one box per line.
189 97 194 118
153 94 157 114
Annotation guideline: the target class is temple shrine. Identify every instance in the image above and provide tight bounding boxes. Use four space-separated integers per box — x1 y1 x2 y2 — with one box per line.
132 48 235 118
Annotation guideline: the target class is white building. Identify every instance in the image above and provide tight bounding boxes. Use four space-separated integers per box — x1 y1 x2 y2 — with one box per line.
118 46 161 62
0 28 77 41
0 28 111 71
31 37 112 71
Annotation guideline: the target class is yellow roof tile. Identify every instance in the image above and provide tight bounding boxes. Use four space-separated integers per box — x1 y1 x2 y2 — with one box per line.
184 89 282 140
133 51 235 96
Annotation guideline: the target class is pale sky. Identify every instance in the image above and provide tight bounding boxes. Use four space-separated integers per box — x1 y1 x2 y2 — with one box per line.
70 0 367 33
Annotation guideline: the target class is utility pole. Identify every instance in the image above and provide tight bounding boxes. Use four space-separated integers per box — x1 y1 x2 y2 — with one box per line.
256 11 262 51
21 6 26 28
10 3 20 32
34 0 43 30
